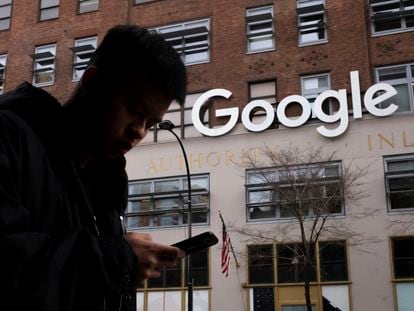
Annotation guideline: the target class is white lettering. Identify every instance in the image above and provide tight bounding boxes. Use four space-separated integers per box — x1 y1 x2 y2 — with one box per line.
192 89 238 137
277 95 312 127
191 71 398 138
241 100 275 132
364 83 398 117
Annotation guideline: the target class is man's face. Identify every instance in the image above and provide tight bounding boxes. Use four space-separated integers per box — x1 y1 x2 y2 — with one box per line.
96 81 172 158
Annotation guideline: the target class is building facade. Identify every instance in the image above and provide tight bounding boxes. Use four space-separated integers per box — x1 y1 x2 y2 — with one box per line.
1 1 414 311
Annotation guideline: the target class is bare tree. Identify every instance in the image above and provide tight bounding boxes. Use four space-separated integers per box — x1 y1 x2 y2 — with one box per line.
232 145 372 311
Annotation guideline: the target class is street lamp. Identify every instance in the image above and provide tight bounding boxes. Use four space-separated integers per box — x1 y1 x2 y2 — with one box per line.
158 120 193 311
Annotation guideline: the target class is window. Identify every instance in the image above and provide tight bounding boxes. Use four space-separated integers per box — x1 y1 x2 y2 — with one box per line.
154 19 210 66
246 161 343 222
301 73 331 117
246 5 275 53
143 92 208 144
376 63 414 113
78 0 99 14
39 0 59 21
277 243 316 284
0 54 6 94
0 0 12 31
71 36 97 81
248 244 274 284
248 80 277 126
391 237 414 310
297 0 327 45
126 174 209 229
31 44 57 87
319 241 348 281
140 249 210 311
247 242 349 311
370 0 414 35
384 154 414 211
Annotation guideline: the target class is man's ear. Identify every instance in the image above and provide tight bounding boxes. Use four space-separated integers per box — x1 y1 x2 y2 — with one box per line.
80 66 100 95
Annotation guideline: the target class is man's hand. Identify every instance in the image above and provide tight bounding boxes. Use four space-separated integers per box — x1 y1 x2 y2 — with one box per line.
123 232 185 284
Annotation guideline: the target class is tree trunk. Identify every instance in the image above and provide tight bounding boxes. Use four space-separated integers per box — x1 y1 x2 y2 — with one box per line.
304 261 313 311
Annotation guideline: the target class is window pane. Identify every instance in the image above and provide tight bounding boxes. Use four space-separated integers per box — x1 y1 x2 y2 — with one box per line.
379 84 410 112
393 238 414 278
79 0 99 13
129 182 152 195
0 5 11 19
249 205 276 220
185 249 209 286
322 285 350 311
153 213 179 227
0 18 9 31
155 179 180 192
41 0 59 8
127 200 151 213
319 242 348 281
250 287 275 311
183 211 208 224
250 81 276 100
277 244 316 283
0 0 11 6
248 245 274 284
396 282 414 311
246 6 275 52
40 7 59 20
127 215 149 228
388 159 414 172
389 177 414 209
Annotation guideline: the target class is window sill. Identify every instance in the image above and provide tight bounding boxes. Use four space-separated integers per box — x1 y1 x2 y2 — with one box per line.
299 39 328 47
387 208 414 215
33 81 55 88
246 48 276 55
371 27 414 38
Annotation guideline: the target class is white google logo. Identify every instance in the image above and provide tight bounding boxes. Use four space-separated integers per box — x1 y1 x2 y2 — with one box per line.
192 71 398 138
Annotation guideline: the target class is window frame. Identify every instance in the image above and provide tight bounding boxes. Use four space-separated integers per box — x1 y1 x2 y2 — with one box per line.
375 63 414 114
0 53 7 94
384 154 414 212
391 236 414 280
301 72 332 118
39 0 59 21
370 0 414 36
0 0 12 31
297 0 328 46
139 249 211 310
245 161 343 222
31 43 57 87
246 5 276 54
246 241 349 310
153 18 211 66
126 174 210 230
71 36 97 81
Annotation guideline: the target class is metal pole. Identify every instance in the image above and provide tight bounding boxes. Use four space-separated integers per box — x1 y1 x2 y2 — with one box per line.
158 121 193 311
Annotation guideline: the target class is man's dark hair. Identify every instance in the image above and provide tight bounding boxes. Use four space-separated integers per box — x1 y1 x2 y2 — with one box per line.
89 25 187 105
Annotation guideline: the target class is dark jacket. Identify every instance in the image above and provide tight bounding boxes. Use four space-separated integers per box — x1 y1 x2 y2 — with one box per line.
0 83 138 311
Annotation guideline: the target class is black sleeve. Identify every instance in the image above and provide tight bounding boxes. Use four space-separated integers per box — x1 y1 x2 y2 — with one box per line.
0 111 138 311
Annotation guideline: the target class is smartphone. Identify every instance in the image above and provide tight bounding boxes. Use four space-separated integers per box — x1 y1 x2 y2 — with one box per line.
172 231 219 255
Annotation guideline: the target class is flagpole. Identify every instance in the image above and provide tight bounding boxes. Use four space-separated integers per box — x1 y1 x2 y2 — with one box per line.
218 210 240 269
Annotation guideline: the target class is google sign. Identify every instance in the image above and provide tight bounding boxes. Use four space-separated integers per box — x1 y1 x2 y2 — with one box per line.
191 71 398 138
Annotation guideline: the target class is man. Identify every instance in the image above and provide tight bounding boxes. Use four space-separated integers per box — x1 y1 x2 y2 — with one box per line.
0 25 186 311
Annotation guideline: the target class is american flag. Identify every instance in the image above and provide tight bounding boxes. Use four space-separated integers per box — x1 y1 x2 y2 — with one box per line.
221 222 231 277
